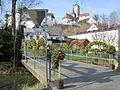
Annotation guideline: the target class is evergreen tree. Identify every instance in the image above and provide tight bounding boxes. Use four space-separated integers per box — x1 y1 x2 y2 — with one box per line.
0 28 14 61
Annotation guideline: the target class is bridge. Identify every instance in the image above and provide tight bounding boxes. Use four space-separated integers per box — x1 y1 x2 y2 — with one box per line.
22 52 57 85
21 51 120 90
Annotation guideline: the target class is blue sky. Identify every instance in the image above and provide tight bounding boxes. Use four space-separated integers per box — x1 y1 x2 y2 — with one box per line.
1 0 120 23
38 0 120 23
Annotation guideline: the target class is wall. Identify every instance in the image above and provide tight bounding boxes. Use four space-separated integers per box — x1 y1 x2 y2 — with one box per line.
68 29 119 50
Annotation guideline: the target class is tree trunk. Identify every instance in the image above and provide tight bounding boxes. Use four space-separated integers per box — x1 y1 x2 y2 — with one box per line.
12 0 17 69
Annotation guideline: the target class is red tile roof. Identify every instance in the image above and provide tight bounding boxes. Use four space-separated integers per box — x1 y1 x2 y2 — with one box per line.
79 13 89 17
63 13 74 19
72 39 90 47
78 39 88 43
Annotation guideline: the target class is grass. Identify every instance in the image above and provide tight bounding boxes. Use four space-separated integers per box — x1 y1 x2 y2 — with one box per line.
66 53 111 67
0 73 45 90
25 48 45 56
71 53 111 58
0 62 47 90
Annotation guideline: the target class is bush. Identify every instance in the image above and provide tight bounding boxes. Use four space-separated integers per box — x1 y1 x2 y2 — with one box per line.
59 43 69 52
37 38 45 50
51 49 66 71
106 45 116 54
80 48 88 54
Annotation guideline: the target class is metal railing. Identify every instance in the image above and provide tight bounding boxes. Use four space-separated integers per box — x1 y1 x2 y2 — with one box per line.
67 53 115 65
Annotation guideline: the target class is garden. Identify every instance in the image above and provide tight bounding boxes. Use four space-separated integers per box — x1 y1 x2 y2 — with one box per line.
24 37 117 68
22 37 118 89
59 40 117 68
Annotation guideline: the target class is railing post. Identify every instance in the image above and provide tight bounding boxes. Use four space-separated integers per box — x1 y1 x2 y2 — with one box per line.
49 57 51 82
34 50 36 69
86 54 87 63
44 9 48 83
109 54 110 65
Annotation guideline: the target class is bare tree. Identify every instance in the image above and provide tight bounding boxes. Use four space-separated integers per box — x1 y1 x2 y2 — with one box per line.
93 14 100 22
17 0 42 9
100 14 108 24
109 11 119 24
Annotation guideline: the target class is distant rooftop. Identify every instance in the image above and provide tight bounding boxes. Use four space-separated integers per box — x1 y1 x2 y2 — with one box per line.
63 13 74 19
79 13 89 17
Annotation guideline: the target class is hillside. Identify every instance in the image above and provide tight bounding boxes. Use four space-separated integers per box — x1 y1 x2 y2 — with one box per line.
55 23 91 36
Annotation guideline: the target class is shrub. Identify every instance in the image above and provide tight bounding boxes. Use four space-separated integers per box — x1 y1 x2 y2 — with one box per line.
59 43 69 52
106 45 116 54
37 38 45 50
51 49 66 71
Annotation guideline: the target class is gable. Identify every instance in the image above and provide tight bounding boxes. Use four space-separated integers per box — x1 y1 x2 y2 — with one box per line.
87 24 98 31
87 17 97 24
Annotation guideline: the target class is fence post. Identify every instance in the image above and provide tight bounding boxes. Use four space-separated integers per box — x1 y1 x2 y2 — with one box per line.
34 52 36 69
86 54 87 63
109 54 110 65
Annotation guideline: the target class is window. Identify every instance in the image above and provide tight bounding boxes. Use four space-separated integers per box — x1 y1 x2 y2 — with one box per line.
30 36 33 39
36 36 39 40
92 26 95 29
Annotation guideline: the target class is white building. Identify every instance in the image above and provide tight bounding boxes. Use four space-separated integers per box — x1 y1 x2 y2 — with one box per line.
4 10 56 29
62 13 80 26
78 13 90 21
62 4 96 26
25 26 64 42
68 28 120 50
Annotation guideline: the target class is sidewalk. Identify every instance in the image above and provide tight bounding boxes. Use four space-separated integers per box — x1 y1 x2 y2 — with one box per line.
61 60 120 90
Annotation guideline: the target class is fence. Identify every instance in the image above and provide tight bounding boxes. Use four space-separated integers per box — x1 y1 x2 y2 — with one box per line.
67 53 115 66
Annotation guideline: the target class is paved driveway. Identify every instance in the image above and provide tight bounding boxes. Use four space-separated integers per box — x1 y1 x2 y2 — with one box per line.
61 60 120 90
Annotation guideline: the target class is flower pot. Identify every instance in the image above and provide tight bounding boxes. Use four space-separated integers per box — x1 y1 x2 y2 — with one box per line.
55 81 64 89
109 64 115 70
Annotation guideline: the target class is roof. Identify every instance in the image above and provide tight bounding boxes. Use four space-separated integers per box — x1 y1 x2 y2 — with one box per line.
47 13 55 18
71 39 90 47
77 28 118 35
95 24 115 30
78 39 89 43
79 13 89 17
63 13 74 19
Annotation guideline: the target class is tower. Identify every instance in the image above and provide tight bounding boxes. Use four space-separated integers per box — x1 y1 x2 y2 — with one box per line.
73 4 80 18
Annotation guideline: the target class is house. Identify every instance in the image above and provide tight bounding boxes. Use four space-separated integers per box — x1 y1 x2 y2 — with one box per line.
68 26 120 50
4 9 56 29
71 39 90 48
62 4 96 26
87 24 115 32
4 8 65 45
78 13 90 21
62 4 81 26
78 39 90 47
25 26 65 44
62 13 74 25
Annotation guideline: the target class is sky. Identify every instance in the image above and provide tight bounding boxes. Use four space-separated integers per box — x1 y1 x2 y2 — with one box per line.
1 0 120 23
38 0 120 23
